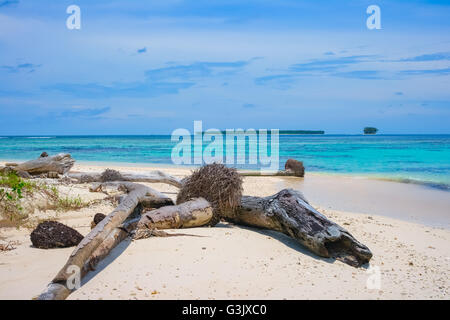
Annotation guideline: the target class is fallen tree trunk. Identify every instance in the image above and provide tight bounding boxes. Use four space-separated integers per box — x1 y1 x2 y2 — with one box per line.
240 171 301 177
9 153 75 175
37 182 159 300
139 196 175 209
227 189 372 267
113 194 175 209
67 170 182 188
82 199 211 275
240 159 305 177
82 215 141 277
134 198 213 239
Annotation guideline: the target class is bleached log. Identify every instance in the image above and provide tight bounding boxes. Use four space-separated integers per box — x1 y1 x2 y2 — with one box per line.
68 170 182 188
37 182 159 300
239 170 301 177
82 201 209 274
82 216 141 277
228 189 372 267
10 153 75 175
113 194 174 209
134 198 213 239
139 196 175 209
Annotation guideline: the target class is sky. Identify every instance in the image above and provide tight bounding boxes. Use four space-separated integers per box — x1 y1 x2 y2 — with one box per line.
0 0 449 135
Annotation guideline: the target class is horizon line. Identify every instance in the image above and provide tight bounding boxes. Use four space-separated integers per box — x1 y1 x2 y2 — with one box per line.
1 133 450 137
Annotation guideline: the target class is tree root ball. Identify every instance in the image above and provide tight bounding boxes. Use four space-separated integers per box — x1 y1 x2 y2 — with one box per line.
100 169 123 182
30 221 84 249
176 163 243 226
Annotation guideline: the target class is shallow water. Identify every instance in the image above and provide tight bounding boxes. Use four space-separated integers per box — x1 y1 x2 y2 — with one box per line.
0 134 449 190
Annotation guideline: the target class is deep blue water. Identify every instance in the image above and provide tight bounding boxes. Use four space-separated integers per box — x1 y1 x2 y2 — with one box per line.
0 135 449 190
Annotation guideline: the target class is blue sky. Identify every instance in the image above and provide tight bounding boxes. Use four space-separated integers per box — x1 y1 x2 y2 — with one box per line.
0 0 449 134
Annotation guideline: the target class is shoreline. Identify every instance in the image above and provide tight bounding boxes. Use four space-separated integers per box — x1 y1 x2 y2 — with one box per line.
1 160 449 229
2 158 449 192
0 161 450 229
0 161 449 299
86 163 450 229
68 162 450 229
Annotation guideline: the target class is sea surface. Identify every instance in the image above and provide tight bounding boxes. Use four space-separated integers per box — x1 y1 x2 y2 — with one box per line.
0 135 449 190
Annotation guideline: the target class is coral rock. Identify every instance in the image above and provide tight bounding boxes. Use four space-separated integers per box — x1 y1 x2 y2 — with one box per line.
30 221 83 249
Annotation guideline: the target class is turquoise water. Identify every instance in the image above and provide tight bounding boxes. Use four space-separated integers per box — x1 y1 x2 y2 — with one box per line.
0 135 449 190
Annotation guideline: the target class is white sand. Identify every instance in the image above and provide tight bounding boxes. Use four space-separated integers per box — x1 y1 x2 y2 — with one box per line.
0 163 449 300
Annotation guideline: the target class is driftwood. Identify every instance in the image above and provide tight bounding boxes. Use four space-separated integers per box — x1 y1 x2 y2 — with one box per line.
134 198 213 239
82 200 210 276
68 170 182 188
82 214 141 277
239 170 298 177
139 196 175 209
283 159 305 177
114 194 175 209
37 182 159 300
9 153 75 175
225 189 372 267
240 170 303 177
240 159 305 177
35 161 372 300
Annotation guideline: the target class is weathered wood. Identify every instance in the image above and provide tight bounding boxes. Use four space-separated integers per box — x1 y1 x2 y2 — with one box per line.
284 159 305 177
239 170 303 177
227 189 372 267
37 182 159 300
139 196 175 209
240 159 304 177
11 153 75 175
134 198 213 239
113 194 175 209
68 170 182 188
82 207 206 275
82 215 141 277
89 181 168 198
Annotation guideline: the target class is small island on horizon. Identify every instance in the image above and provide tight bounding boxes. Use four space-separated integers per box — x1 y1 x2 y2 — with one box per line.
201 130 325 135
363 127 378 135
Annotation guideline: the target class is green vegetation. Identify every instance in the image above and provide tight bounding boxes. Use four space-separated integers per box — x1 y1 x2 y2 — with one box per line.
0 172 36 223
278 130 325 135
363 127 378 134
201 130 325 135
0 171 89 228
56 195 84 210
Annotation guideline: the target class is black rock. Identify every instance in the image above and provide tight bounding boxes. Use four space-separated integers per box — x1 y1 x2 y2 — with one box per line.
30 221 83 249
91 213 106 229
93 213 106 224
40 152 49 158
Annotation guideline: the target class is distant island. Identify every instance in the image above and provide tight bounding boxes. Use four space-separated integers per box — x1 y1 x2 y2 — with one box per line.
363 127 378 134
201 130 325 135
279 130 325 135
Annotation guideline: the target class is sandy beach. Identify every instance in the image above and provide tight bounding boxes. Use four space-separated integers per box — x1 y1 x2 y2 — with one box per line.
0 162 449 300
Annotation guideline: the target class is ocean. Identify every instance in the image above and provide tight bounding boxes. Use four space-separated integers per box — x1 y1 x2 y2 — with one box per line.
0 134 449 190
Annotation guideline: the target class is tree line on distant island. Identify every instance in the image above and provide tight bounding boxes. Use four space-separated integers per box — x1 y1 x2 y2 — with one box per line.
201 130 325 135
199 128 379 135
363 127 378 134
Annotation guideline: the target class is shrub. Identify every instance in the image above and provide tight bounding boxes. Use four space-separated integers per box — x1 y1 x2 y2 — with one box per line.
0 172 35 222
1 172 88 227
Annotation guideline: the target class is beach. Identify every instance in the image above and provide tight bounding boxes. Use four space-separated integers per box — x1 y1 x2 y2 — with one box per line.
0 162 449 300
2 0 450 305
